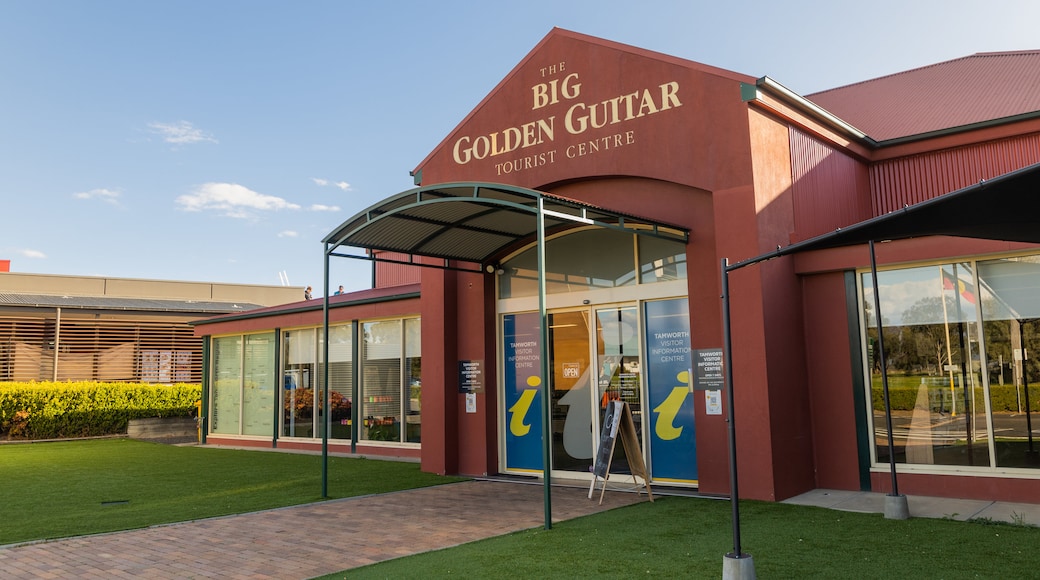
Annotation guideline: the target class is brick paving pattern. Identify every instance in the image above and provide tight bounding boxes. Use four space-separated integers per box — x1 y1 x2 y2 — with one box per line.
0 480 643 579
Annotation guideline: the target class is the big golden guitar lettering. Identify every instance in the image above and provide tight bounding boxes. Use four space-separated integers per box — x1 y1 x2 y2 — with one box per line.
451 61 682 174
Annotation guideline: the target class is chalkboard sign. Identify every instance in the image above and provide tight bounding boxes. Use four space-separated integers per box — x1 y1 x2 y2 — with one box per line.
592 401 622 478
588 401 653 504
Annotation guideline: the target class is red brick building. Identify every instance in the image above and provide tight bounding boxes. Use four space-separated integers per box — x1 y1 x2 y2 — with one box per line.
194 29 1040 503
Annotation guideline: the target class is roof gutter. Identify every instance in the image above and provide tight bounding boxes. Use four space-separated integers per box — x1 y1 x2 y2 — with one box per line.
742 76 879 148
875 109 1040 147
189 290 421 327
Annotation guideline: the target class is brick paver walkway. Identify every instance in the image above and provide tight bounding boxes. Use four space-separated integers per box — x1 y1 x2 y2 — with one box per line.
0 480 643 579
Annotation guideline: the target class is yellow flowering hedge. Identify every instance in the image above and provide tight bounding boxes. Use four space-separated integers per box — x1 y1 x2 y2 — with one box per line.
0 381 201 440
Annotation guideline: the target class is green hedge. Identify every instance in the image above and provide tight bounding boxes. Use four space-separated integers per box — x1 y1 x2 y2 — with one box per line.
0 381 201 440
871 382 1040 412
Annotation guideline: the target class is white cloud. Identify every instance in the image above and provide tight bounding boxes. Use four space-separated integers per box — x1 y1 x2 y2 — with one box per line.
148 121 217 145
18 249 46 259
176 182 300 219
73 188 121 205
312 177 352 191
278 230 299 238
309 204 341 212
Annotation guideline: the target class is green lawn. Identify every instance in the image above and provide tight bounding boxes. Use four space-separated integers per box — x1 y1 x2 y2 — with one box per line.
320 496 1040 579
0 438 464 545
5 439 1040 578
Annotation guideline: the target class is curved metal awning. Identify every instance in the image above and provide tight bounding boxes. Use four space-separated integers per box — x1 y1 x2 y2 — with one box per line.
318 181 690 531
322 182 689 269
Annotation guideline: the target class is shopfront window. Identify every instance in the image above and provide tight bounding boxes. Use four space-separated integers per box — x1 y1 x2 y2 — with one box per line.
861 255 1040 471
242 334 275 436
211 335 242 435
361 318 421 443
977 256 1040 468
209 332 275 437
863 263 988 467
283 328 317 438
282 325 353 439
326 324 355 440
405 318 422 443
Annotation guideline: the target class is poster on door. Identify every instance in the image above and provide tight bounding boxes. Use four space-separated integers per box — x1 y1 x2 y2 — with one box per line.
503 312 543 472
644 298 697 483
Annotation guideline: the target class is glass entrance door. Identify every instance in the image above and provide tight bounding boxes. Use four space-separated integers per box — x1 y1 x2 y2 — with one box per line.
546 306 645 477
548 310 594 472
595 306 643 474
503 300 695 483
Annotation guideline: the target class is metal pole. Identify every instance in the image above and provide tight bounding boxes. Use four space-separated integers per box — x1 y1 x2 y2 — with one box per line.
1019 321 1037 458
322 244 331 498
869 240 900 496
720 259 745 557
351 320 359 455
52 307 61 381
537 197 552 530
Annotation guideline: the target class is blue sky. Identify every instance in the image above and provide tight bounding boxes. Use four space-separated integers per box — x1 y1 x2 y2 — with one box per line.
2 1 1037 296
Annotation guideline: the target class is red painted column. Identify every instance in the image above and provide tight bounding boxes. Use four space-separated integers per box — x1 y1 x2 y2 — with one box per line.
419 268 459 475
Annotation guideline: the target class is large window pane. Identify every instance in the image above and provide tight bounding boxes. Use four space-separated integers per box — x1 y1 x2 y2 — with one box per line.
978 255 1040 468
405 318 421 443
283 328 316 438
862 263 989 467
595 306 642 472
211 336 242 435
327 324 354 440
362 320 402 442
242 333 275 436
499 229 637 298
638 236 687 284
549 310 593 472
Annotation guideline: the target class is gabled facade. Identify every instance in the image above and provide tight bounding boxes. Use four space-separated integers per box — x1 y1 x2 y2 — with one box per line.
194 29 1040 504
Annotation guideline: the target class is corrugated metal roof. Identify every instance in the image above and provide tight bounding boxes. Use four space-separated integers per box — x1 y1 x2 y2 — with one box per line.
0 293 263 313
807 51 1040 142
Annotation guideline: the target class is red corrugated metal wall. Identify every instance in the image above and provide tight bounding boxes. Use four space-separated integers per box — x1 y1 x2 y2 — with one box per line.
789 128 872 241
373 251 423 288
871 133 1040 214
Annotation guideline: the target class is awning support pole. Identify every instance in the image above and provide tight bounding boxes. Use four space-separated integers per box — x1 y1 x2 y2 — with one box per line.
537 196 553 530
721 259 754 579
322 243 331 498
869 240 909 518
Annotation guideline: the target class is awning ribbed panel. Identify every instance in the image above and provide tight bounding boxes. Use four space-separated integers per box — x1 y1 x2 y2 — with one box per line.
324 182 689 268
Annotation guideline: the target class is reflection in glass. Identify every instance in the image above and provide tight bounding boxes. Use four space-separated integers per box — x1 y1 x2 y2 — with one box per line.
499 229 639 298
596 306 642 473
548 311 593 472
978 256 1040 468
863 263 989 467
638 235 687 284
405 318 422 443
282 328 317 438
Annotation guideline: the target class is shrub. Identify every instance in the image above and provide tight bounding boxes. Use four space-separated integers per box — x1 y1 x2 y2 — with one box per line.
0 381 201 440
870 382 1040 412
